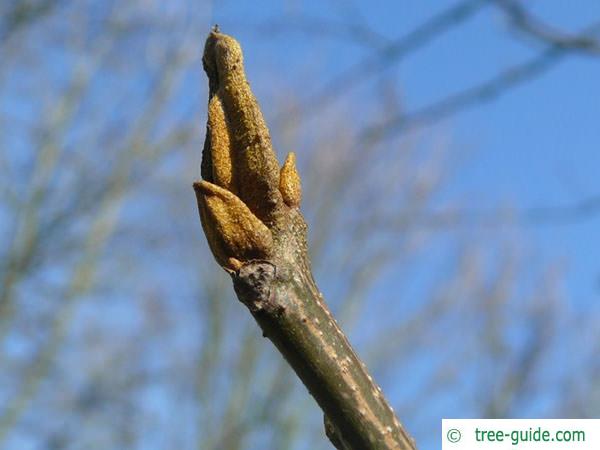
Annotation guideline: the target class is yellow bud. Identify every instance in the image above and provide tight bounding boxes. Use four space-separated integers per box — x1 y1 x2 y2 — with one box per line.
194 180 273 272
279 152 302 208
207 96 234 191
203 30 282 225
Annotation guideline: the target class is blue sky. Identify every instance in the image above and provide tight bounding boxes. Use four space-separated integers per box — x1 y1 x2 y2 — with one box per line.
210 0 600 308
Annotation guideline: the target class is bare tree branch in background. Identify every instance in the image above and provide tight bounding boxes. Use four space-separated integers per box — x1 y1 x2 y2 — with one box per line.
359 193 600 231
274 0 486 126
0 0 62 41
493 0 600 53
254 14 389 49
360 20 600 143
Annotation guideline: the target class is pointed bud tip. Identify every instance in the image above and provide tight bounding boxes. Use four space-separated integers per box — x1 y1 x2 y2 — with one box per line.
193 180 215 195
279 152 302 208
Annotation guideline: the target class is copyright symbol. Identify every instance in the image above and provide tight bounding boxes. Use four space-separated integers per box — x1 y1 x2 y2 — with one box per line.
447 428 461 443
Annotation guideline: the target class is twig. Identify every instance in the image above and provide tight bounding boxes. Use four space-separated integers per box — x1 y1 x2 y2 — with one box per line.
194 30 417 449
383 194 600 229
492 0 600 54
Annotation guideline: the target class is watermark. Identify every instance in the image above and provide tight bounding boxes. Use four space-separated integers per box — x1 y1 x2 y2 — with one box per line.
442 419 600 449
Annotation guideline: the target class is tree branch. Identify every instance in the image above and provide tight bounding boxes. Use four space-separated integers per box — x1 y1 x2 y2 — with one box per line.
194 29 416 450
0 0 62 42
254 14 388 49
364 194 600 231
359 20 600 144
492 0 600 54
274 0 486 126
